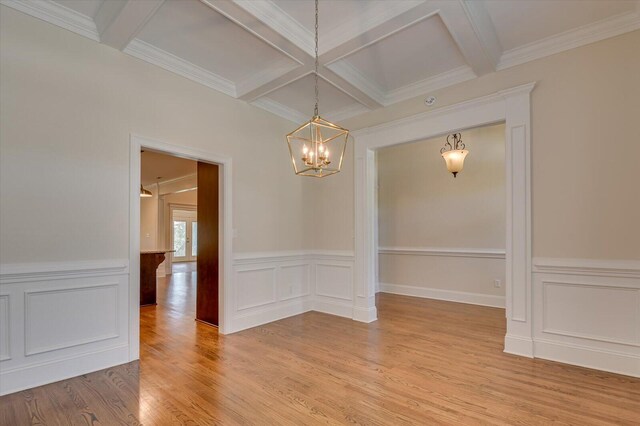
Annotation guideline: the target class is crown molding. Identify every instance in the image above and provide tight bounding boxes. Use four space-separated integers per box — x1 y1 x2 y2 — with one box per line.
233 0 314 56
123 39 236 97
1 0 99 41
497 9 640 70
250 98 307 124
385 66 477 105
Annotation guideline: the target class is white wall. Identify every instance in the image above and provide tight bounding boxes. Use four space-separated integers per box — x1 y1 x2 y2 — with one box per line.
377 124 505 306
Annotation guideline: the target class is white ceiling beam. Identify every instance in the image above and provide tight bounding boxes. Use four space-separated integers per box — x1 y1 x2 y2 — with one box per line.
320 3 440 65
437 0 498 75
201 0 382 109
200 0 320 101
459 0 503 69
201 0 310 66
94 0 165 50
318 66 383 109
238 65 313 102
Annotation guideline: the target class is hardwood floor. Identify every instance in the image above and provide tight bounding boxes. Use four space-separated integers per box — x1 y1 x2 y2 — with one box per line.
2 271 639 425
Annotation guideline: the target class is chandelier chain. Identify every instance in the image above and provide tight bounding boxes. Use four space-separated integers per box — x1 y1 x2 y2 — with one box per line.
314 0 319 117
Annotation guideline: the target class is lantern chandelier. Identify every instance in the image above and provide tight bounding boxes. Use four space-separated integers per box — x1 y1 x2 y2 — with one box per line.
440 133 469 177
286 0 349 178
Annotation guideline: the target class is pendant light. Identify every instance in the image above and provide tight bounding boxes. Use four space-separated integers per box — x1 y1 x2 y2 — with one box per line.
286 0 349 178
440 133 469 178
140 184 152 197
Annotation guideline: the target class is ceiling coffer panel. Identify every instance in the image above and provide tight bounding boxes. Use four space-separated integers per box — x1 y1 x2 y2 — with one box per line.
329 14 468 93
483 0 638 51
135 0 300 85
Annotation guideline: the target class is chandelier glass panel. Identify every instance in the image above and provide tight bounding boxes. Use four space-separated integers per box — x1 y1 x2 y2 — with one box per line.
286 0 349 178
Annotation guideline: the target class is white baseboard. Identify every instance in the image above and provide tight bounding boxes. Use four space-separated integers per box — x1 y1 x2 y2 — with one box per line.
504 334 534 358
313 299 353 319
231 300 313 333
379 283 505 308
352 305 378 323
534 338 639 378
0 344 129 396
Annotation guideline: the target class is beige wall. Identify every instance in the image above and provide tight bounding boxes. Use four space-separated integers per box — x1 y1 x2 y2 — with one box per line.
378 124 505 249
0 7 311 264
377 124 505 296
323 30 640 261
2 6 638 266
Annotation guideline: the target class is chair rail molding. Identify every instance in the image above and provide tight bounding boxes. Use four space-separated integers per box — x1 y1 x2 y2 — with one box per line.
379 246 506 259
353 82 536 357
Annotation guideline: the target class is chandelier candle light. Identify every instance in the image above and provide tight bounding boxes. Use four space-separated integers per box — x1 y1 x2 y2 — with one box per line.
286 0 349 178
440 133 469 177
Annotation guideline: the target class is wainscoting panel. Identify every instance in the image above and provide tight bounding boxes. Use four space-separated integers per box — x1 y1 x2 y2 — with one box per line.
231 252 355 331
0 295 10 361
542 281 639 345
235 267 277 311
532 258 640 377
315 263 353 301
25 283 120 356
279 264 310 301
232 253 312 332
0 260 130 396
312 253 355 319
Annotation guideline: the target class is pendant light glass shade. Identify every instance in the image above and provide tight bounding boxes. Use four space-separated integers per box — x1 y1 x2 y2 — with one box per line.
440 133 468 178
140 185 152 197
286 0 349 178
441 149 469 177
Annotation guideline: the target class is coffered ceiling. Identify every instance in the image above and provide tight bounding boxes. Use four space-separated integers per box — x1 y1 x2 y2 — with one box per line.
3 0 639 123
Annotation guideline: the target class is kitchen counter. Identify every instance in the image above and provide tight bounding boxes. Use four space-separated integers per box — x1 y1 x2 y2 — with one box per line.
140 250 174 306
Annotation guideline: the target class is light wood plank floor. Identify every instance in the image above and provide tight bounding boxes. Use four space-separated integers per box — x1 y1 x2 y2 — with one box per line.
1 270 639 425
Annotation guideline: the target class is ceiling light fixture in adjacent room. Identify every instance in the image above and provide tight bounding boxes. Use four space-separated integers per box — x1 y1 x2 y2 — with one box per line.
285 0 348 178
440 133 469 178
140 185 152 197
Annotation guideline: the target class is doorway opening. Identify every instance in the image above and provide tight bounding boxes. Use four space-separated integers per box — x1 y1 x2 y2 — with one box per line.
129 135 233 362
353 83 535 357
376 123 506 308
